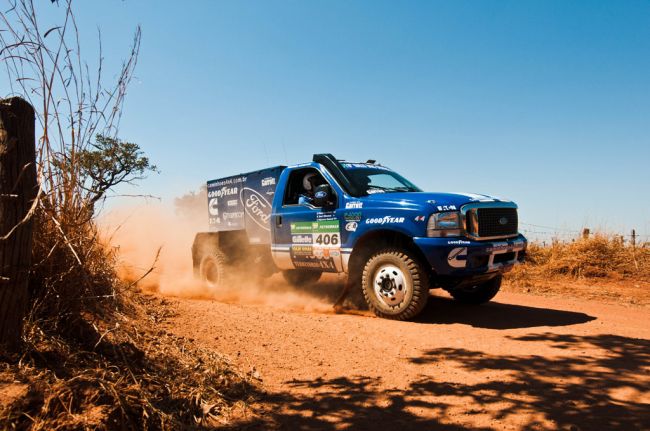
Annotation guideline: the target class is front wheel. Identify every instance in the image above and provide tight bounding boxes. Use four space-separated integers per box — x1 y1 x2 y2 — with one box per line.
449 275 502 304
361 249 430 320
282 269 322 286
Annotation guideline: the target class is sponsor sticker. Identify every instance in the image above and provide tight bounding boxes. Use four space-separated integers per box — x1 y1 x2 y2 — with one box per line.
345 221 358 232
208 198 219 216
289 220 342 271
291 234 312 244
485 242 518 253
290 222 313 234
345 201 363 209
436 205 457 212
317 211 337 221
240 187 272 231
293 258 336 270
458 193 495 202
208 186 238 199
365 216 405 225
261 177 276 186
448 240 471 245
414 215 425 222
344 211 362 222
291 245 313 256
448 247 468 268
341 163 390 170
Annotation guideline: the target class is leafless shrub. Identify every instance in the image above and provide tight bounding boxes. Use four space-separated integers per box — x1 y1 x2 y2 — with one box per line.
1 0 146 323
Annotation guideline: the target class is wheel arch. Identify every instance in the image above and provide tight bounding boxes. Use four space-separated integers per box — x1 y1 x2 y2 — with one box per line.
192 230 250 275
346 229 431 280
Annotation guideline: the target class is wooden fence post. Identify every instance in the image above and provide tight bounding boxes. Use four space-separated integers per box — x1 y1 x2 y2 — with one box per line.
0 97 37 351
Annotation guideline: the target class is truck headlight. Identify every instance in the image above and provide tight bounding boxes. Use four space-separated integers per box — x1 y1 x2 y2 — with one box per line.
427 211 462 237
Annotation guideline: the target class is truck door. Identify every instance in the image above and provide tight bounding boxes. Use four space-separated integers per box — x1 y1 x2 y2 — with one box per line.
272 167 343 273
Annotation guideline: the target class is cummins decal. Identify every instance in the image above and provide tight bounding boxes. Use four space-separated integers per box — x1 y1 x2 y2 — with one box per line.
448 247 468 268
240 187 271 231
208 198 219 216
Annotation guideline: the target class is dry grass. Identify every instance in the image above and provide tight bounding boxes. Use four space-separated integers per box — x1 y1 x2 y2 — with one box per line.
1 2 259 429
508 234 650 283
1 293 257 430
2 197 257 430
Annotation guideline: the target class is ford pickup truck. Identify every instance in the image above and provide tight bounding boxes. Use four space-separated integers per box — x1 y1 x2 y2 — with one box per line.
192 154 527 320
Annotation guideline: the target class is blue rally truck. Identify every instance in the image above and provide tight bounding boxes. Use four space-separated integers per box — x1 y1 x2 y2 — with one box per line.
192 154 527 320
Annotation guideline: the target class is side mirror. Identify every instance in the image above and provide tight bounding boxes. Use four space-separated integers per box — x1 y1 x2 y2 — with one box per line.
313 184 333 208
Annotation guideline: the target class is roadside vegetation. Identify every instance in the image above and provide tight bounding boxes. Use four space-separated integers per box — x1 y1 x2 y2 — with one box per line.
504 234 650 307
1 1 255 429
510 234 649 281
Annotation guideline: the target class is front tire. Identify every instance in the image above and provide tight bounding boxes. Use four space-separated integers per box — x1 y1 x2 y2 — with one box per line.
361 249 430 320
282 269 322 286
449 275 502 304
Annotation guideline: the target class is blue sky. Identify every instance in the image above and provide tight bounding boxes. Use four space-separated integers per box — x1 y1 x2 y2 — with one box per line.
4 1 650 240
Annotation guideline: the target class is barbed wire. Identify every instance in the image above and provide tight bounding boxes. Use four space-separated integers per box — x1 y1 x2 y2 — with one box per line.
520 222 580 233
520 223 649 240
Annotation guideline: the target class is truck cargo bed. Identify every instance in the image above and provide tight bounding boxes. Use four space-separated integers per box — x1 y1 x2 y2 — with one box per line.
207 166 285 244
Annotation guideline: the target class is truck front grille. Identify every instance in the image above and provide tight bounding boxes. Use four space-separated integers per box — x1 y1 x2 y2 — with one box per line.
466 207 518 239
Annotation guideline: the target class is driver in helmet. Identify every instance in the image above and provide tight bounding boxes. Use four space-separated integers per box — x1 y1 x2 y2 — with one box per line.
298 172 321 205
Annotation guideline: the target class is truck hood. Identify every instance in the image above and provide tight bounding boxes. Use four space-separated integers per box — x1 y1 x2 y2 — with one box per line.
360 191 511 211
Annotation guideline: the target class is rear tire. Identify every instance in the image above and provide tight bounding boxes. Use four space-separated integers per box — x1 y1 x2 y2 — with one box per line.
361 249 429 320
282 269 322 286
449 275 502 304
199 250 228 291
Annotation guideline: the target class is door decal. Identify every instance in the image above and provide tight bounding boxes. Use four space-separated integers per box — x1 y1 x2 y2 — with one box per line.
289 220 342 271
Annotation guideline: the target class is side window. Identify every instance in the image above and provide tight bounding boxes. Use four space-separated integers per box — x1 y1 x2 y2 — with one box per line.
283 168 329 207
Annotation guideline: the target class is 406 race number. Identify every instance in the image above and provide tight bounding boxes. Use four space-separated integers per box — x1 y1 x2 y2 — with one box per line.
315 233 339 246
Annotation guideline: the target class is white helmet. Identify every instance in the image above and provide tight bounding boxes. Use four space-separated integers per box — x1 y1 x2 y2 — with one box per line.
303 172 317 191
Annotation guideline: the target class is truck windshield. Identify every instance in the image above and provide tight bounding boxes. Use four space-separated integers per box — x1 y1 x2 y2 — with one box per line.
345 167 422 194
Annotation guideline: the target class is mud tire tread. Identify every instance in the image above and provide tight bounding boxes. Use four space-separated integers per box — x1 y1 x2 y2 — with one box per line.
361 249 429 321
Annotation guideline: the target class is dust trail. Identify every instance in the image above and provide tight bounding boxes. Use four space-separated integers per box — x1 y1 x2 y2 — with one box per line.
100 203 338 313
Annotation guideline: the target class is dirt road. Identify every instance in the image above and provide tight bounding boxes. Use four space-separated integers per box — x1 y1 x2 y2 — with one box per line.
161 282 650 430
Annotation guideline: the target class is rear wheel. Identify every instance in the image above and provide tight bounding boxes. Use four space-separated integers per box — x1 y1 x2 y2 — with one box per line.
361 249 429 320
282 269 322 286
199 250 228 291
449 275 502 304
